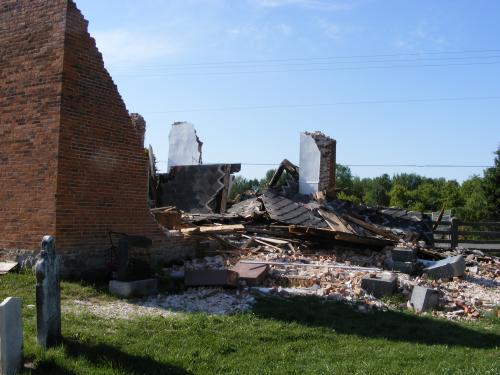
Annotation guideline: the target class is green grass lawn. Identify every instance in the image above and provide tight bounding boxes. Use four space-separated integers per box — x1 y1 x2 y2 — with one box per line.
1 272 499 375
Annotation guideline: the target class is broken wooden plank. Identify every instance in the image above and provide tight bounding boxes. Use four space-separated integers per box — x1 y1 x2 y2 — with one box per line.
253 236 291 245
317 209 352 233
289 225 393 247
343 214 401 242
241 235 283 252
433 207 446 230
210 235 241 250
181 224 245 234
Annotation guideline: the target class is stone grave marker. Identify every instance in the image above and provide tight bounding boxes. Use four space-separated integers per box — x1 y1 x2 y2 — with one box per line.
35 236 61 348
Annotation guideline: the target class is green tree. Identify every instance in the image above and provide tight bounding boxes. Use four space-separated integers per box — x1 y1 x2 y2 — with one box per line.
455 176 489 221
482 146 500 219
389 184 413 208
336 164 353 191
363 174 392 207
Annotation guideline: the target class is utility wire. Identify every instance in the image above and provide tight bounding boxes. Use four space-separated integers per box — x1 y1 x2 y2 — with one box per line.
145 95 500 113
125 54 500 71
155 161 492 168
112 48 500 68
116 60 500 77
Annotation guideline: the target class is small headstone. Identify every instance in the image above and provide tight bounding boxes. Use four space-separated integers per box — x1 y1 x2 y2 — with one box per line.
0 297 23 375
35 236 61 348
410 286 439 312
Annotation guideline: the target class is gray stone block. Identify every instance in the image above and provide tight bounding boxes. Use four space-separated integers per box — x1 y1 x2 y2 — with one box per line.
184 270 239 287
0 297 23 375
109 279 158 298
384 258 416 274
391 247 417 262
423 255 465 280
361 273 397 298
410 286 439 312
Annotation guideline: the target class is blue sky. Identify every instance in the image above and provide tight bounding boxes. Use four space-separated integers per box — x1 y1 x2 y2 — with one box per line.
78 0 500 182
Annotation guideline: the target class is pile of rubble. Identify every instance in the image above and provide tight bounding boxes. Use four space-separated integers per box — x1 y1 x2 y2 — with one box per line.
161 243 499 321
148 128 499 321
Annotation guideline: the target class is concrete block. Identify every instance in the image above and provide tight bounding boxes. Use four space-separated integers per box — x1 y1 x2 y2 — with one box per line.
391 247 417 262
0 297 23 375
410 286 439 312
361 273 397 298
423 255 465 279
231 262 268 286
384 258 416 274
185 270 239 287
109 279 158 298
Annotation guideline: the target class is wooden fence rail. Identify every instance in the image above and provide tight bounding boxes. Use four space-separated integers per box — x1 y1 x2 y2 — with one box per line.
433 220 500 252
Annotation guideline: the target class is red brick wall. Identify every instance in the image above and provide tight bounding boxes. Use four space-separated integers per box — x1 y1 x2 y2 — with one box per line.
0 0 195 271
0 0 67 250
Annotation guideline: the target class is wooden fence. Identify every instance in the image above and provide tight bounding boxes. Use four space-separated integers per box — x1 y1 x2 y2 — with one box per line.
433 220 500 252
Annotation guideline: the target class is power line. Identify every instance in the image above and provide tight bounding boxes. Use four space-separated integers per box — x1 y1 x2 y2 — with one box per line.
145 95 500 113
116 60 500 77
155 161 492 168
112 48 500 68
128 54 500 71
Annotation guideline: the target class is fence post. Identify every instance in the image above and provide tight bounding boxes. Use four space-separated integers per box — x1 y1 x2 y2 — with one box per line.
450 219 459 249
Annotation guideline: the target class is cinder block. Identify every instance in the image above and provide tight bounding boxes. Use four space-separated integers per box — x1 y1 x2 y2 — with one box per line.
109 279 158 298
384 258 416 274
185 270 239 287
391 247 417 262
231 262 268 286
361 273 397 298
423 255 465 279
410 286 439 312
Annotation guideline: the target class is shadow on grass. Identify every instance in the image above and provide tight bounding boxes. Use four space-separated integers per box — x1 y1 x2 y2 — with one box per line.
253 296 500 349
37 339 193 375
29 359 78 375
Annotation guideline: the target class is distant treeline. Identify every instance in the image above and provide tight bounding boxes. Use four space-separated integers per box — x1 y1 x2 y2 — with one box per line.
231 146 500 222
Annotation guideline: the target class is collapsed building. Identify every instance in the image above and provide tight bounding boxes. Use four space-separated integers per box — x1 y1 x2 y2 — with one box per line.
0 0 196 275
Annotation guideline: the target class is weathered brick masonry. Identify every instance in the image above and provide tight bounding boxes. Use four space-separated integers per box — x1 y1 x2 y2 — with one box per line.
0 0 196 275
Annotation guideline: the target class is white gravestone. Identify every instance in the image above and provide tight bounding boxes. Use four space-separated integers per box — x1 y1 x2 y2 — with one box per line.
0 297 23 375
